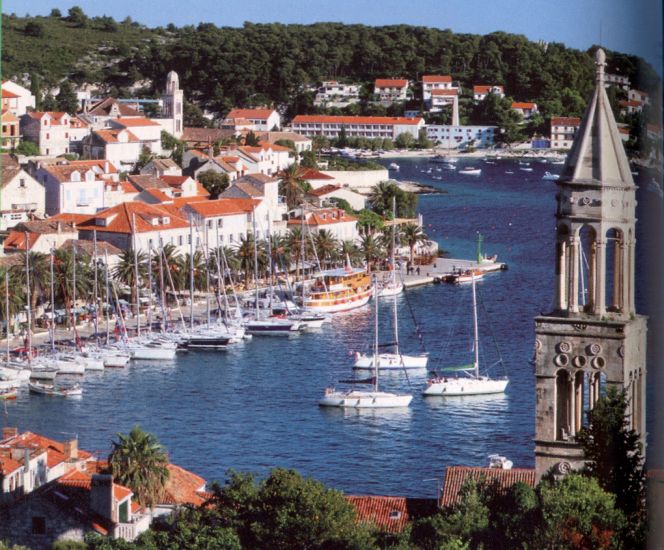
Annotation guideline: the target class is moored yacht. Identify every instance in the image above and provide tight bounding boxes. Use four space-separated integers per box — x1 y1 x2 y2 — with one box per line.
304 267 373 313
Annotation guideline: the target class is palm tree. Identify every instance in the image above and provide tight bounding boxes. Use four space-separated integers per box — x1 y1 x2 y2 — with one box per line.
284 227 312 282
313 229 339 269
360 234 384 273
183 250 207 292
267 234 290 287
402 224 428 263
279 163 311 209
53 248 92 310
340 240 362 267
0 267 24 339
108 425 170 509
11 252 49 330
112 249 148 314
235 233 267 288
368 181 398 216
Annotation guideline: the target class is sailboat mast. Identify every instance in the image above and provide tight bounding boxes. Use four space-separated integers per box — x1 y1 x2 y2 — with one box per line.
252 208 259 319
266 213 273 315
157 237 166 332
373 277 379 392
131 212 141 338
471 273 479 378
93 231 99 345
5 271 10 362
72 242 77 326
104 250 110 344
50 248 55 352
24 235 32 365
147 244 153 334
391 196 399 355
300 205 306 305
189 214 195 331
204 224 210 326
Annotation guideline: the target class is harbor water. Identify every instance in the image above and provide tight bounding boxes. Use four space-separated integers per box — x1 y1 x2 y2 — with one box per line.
2 156 660 497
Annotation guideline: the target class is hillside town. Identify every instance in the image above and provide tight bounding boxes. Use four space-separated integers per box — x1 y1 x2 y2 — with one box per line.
0 5 662 549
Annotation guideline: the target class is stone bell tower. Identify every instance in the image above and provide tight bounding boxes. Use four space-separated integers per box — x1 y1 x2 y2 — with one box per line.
162 70 184 138
534 49 647 480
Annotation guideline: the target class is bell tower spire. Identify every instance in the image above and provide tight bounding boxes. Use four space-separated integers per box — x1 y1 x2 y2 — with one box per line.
534 49 647 481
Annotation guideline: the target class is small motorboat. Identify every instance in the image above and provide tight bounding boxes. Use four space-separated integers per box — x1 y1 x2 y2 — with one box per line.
0 387 18 400
29 381 82 397
388 162 400 171
519 166 534 172
542 171 560 181
458 167 482 176
505 170 514 174
444 269 485 284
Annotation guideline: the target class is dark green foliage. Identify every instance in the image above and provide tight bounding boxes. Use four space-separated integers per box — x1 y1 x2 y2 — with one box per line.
327 197 353 214
244 131 260 146
24 21 45 38
52 541 87 550
299 149 318 168
198 170 230 199
576 387 647 545
274 139 296 153
369 181 418 218
14 141 39 156
56 81 78 114
49 8 62 18
66 6 87 27
356 209 385 235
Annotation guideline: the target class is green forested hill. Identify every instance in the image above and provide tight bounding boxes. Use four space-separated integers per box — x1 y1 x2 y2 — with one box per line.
2 10 659 122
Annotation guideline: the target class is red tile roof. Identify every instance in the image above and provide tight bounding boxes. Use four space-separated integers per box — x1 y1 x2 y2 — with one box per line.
50 212 95 225
551 117 581 127
94 129 140 144
422 75 452 83
431 89 458 96
1 88 19 98
114 117 161 127
27 111 69 124
41 160 116 182
375 79 408 88
86 97 140 118
226 108 275 120
78 201 189 234
300 168 335 181
161 175 190 188
0 456 22 475
307 184 342 197
293 115 423 126
440 466 536 507
3 230 40 251
186 198 259 217
619 100 642 108
511 102 537 110
347 496 437 532
161 463 208 506
473 85 504 94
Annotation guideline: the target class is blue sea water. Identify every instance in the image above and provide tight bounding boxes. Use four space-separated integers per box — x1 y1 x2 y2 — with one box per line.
2 157 661 497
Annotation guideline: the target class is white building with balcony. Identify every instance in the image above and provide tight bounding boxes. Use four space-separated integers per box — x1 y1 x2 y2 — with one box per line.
374 79 409 104
314 81 361 108
292 115 424 139
426 125 497 149
0 154 45 229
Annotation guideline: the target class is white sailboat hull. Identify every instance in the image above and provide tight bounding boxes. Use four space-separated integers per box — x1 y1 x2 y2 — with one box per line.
353 353 428 369
54 360 86 375
29 367 59 381
102 353 131 368
422 376 508 396
319 390 413 408
245 319 300 336
377 282 404 297
128 345 177 360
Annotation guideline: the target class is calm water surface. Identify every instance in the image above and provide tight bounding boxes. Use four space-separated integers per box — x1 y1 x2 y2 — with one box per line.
2 157 660 497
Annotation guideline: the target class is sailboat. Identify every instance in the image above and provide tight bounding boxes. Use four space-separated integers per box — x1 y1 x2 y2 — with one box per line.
245 209 300 336
319 279 413 408
377 198 404 298
423 273 508 396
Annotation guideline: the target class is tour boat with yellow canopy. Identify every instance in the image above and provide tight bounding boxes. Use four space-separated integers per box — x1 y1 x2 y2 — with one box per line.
303 266 373 313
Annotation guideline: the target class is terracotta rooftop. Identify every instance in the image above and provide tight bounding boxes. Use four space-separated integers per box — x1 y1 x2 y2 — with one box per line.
511 102 537 109
26 111 69 124
431 89 458 96
60 239 123 257
226 108 275 120
127 174 170 191
41 160 116 182
473 85 504 94
440 466 536 508
94 128 140 144
347 496 437 532
186 198 260 217
551 117 581 126
86 97 140 118
161 463 208 507
375 79 409 88
78 201 189 234
307 184 342 197
288 208 357 226
113 117 161 127
254 130 311 143
422 75 453 83
1 88 19 98
299 168 335 181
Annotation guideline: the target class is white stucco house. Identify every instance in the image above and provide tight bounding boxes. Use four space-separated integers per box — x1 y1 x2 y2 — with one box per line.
0 154 45 230
224 108 281 131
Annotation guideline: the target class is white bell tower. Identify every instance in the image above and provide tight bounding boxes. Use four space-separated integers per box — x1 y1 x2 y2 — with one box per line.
162 70 184 138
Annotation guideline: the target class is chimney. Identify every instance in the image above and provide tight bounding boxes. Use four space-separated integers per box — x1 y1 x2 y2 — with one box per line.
56 221 62 233
2 427 18 440
104 161 109 174
63 438 78 460
90 474 115 522
24 448 30 470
